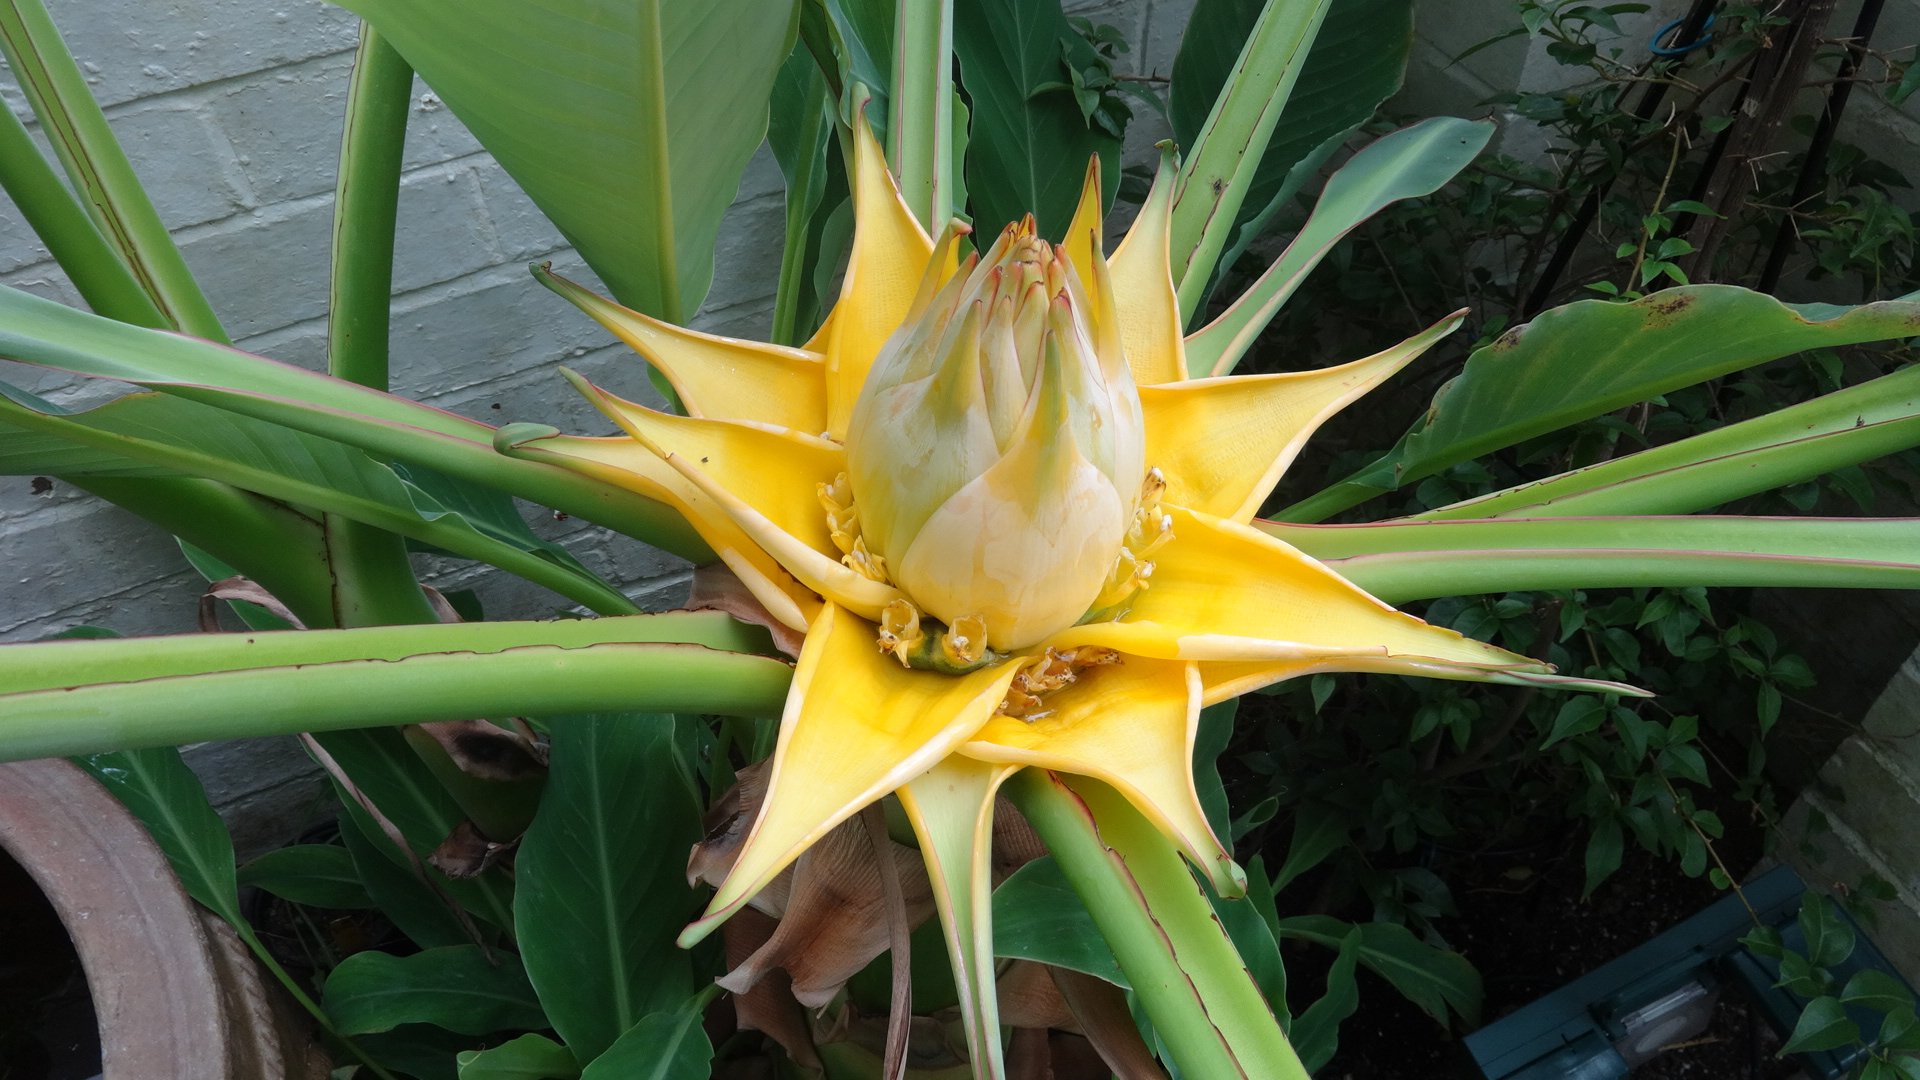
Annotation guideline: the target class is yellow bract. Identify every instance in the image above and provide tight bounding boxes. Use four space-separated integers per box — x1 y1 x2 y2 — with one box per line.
519 117 1626 960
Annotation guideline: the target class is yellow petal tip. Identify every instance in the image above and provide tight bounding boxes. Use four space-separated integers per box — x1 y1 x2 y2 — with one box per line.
676 910 726 949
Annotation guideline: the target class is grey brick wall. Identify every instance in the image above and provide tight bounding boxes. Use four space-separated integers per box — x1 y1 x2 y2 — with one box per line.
0 0 1190 853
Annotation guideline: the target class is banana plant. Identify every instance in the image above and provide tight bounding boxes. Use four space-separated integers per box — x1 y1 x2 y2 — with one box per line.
3 0 1920 1077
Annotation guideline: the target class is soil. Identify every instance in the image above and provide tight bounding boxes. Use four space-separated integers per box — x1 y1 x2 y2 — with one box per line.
1318 778 1796 1079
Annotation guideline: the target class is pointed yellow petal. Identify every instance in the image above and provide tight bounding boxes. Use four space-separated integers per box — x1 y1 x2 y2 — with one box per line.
896 757 1021 1080
681 603 1024 946
802 304 838 354
963 658 1243 897
1062 156 1104 282
566 371 845 556
1199 654 1649 704
1106 145 1187 388
534 265 827 432
656 447 907 622
494 427 819 632
1198 659 1320 706
1051 503 1547 672
825 118 940 439
1143 312 1464 522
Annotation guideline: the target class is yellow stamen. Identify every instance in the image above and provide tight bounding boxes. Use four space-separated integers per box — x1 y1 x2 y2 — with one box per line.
819 471 890 583
875 605 1000 674
995 646 1121 721
942 614 989 669
877 599 924 667
1086 466 1174 619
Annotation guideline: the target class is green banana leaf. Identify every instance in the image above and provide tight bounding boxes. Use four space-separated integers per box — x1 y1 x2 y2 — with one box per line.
339 0 800 324
1284 286 1920 521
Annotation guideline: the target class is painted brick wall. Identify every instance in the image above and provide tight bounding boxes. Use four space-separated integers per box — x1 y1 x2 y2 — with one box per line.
0 0 1192 853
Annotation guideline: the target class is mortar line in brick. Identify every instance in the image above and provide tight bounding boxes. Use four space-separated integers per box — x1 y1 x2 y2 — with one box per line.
1801 788 1920 907
0 44 363 127
1 146 508 288
0 568 201 638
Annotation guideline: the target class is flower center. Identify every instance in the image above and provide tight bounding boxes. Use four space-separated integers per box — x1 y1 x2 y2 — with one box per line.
823 465 1176 675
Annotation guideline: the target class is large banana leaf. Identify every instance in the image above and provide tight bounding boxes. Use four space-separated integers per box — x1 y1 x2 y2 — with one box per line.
1418 364 1920 519
0 284 709 560
1187 116 1491 377
338 0 799 324
955 0 1121 238
0 384 631 613
1283 287 1920 521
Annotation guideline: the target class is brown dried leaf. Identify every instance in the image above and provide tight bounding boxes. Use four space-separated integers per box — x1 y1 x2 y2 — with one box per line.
1007 1026 1053 1080
999 961 1077 1032
688 563 807 658
1052 967 1168 1080
716 815 935 1008
690 763 791 915
992 796 1047 882
812 1010 967 1072
722 907 822 1069
199 576 305 631
418 584 465 624
427 820 518 879
412 719 548 782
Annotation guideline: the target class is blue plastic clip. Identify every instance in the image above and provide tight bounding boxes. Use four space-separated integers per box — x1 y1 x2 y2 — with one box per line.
1649 13 1715 57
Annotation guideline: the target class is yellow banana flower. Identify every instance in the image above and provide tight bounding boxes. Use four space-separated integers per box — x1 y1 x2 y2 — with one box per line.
500 120 1630 1051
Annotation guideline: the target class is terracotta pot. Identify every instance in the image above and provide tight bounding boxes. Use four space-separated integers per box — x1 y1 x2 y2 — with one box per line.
0 757 328 1079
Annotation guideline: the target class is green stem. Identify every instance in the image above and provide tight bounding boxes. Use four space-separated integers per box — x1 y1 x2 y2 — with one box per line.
0 99 167 328
321 510 439 627
889 0 953 230
329 23 413 392
0 396 638 615
0 627 790 762
1008 771 1306 1080
1168 0 1332 322
321 24 436 628
1265 514 1920 604
0 610 769 694
0 285 713 562
1416 363 1920 520
0 0 227 340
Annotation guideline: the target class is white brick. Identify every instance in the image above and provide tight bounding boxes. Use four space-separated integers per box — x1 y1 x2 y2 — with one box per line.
2 0 359 110
108 102 253 226
0 261 82 311
422 338 665 428
201 51 352 205
385 255 616 400
0 188 54 276
0 495 203 641
233 317 330 372
473 157 565 263
400 78 484 169
177 196 334 338
694 192 787 316
392 163 501 292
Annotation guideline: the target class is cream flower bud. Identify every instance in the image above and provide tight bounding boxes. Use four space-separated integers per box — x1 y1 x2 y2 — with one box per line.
844 220 1145 651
